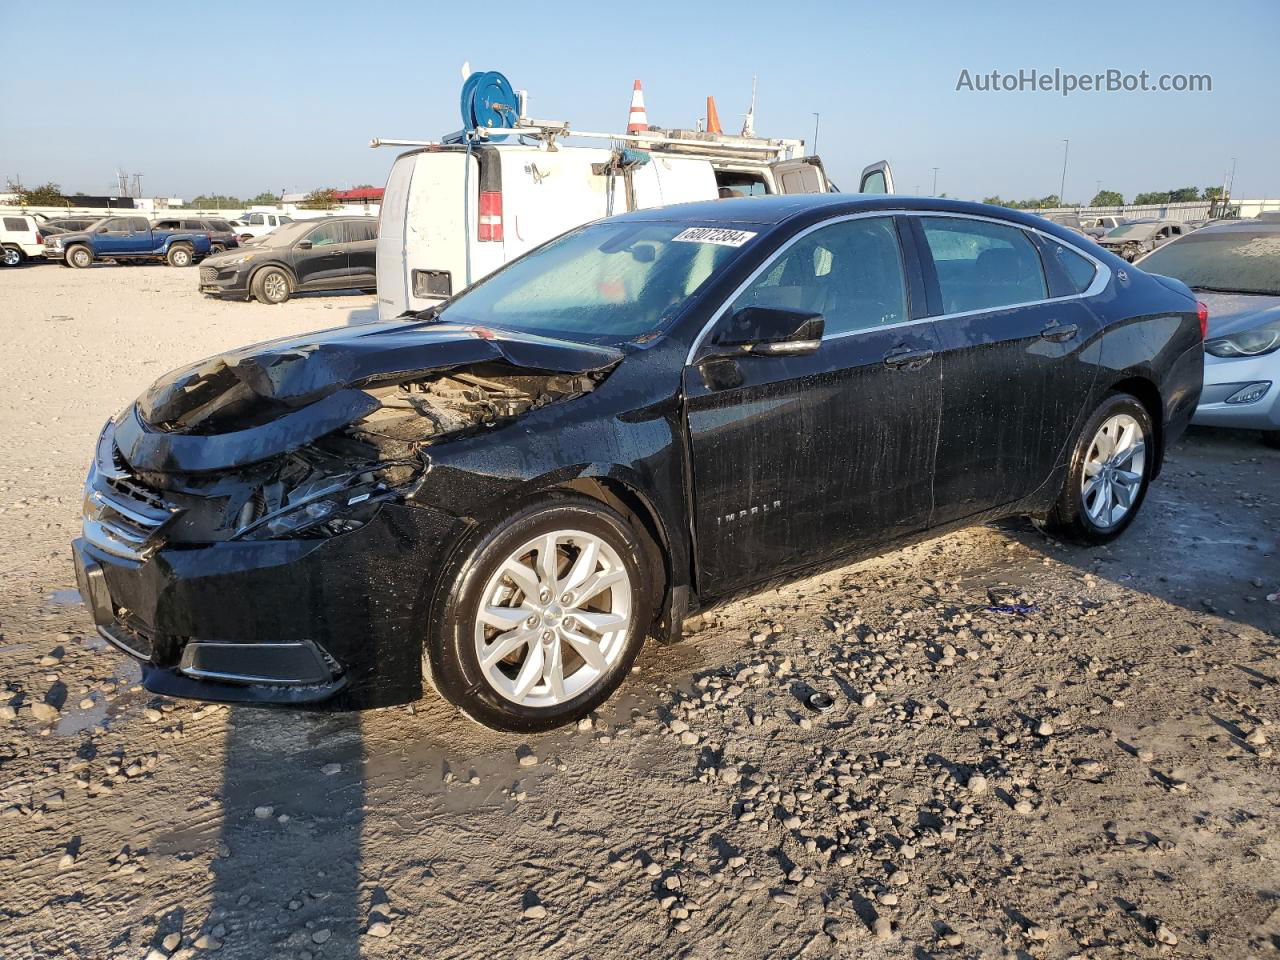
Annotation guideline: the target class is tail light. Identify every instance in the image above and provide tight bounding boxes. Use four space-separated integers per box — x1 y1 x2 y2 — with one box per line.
34 232 41 244
477 191 503 242
1196 300 1209 340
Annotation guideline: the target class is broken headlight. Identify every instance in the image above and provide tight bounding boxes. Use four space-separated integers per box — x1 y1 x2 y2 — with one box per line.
232 487 388 541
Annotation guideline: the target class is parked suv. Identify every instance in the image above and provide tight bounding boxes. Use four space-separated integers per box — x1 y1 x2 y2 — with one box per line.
153 217 239 254
44 216 212 267
1 215 46 265
199 216 376 303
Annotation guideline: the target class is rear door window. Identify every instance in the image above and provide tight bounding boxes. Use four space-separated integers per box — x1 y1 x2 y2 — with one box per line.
1039 238 1098 294
4 217 28 232
343 220 375 243
919 218 1048 314
129 218 150 232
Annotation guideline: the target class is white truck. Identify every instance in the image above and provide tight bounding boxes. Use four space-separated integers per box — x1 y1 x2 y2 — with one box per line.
373 114 894 320
229 211 295 242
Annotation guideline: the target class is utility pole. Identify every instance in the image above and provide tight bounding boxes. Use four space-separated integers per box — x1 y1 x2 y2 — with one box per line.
132 173 144 199
811 113 820 156
1059 139 1070 206
931 167 939 195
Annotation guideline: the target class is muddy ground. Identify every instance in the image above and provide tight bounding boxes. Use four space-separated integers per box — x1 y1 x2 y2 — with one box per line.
1 262 1277 960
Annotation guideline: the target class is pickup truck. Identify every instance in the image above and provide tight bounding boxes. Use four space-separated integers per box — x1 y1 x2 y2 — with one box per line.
43 215 212 268
230 211 294 242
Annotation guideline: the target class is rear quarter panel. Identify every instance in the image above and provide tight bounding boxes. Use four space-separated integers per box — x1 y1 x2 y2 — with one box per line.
1089 264 1203 461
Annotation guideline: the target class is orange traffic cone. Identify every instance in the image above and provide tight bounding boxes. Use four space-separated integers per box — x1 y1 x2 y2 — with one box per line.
627 80 648 134
706 96 722 134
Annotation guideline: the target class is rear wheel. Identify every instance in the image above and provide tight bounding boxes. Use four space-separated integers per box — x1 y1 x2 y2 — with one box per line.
2 247 23 266
166 244 193 267
67 245 93 268
251 267 292 304
427 493 651 731
1039 393 1154 544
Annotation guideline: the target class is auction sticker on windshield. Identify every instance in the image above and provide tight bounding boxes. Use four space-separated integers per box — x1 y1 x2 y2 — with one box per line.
672 227 758 247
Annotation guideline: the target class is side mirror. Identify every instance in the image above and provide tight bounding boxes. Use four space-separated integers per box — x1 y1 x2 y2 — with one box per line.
713 306 824 356
97 227 109 234
296 240 313 250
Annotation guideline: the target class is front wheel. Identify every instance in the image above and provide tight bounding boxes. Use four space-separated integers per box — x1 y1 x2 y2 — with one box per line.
67 245 93 268
210 243 226 255
2 247 23 267
428 494 651 731
1039 393 1154 544
251 267 291 304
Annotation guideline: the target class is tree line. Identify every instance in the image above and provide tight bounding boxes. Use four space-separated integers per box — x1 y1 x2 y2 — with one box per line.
5 181 377 210
983 185 1226 210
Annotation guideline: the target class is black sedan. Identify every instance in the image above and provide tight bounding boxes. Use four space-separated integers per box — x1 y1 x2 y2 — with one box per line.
73 195 1205 730
198 216 376 303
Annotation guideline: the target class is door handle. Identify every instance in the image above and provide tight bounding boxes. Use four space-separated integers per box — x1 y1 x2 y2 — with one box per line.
883 347 935 371
1039 322 1079 342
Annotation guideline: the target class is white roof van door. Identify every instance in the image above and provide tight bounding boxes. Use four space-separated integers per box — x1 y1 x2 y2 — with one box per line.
770 157 829 194
858 161 895 194
376 151 418 320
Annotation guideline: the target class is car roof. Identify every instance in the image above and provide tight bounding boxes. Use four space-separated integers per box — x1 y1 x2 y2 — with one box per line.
609 193 1088 236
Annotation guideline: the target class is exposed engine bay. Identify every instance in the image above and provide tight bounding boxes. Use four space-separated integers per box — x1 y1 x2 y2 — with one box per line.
119 364 603 548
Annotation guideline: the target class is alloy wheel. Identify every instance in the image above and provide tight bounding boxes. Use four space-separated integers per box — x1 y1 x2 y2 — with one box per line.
2 248 19 266
1081 413 1146 529
473 529 632 708
263 272 288 302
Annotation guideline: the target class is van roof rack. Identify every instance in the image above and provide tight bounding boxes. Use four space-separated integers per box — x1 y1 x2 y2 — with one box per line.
372 120 805 162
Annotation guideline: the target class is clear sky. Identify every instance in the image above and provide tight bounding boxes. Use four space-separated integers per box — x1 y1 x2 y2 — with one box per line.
4 0 1278 204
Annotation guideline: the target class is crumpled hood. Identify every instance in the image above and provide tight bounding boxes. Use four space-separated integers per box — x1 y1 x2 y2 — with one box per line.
1196 292 1280 338
116 320 622 473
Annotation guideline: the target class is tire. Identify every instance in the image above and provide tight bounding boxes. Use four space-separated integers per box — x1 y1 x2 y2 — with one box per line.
1263 430 1280 449
210 243 226 255
1039 392 1155 544
2 246 23 267
66 245 93 269
251 267 292 304
166 244 193 268
427 493 652 732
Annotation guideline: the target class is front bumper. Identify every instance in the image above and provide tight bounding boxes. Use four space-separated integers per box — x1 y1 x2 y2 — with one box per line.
73 501 464 709
199 263 251 297
1192 352 1280 431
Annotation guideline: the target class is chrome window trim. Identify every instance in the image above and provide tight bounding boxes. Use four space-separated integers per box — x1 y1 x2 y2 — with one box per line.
685 209 1112 365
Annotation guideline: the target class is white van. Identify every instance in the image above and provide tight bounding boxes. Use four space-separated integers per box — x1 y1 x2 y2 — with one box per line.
1 214 48 265
375 125 894 320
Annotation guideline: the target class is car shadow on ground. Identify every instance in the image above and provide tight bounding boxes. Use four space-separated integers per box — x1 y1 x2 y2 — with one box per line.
992 427 1279 639
211 709 365 958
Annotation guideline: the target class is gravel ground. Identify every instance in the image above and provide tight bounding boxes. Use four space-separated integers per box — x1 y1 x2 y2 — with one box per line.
1 261 1278 960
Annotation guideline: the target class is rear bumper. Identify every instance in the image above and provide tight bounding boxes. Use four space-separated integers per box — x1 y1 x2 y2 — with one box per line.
1192 352 1280 431
72 501 465 708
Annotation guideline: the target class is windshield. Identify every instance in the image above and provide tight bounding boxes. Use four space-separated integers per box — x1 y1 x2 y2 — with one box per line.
435 220 756 343
1139 230 1280 295
257 221 313 247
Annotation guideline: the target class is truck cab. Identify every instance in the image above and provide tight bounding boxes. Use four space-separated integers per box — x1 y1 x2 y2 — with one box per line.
375 124 894 320
232 212 294 242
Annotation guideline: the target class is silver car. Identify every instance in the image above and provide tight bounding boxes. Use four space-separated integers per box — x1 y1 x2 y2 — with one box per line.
1099 219 1187 261
1137 221 1280 447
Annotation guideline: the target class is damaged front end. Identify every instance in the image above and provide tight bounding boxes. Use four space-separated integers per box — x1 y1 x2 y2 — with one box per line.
74 321 620 706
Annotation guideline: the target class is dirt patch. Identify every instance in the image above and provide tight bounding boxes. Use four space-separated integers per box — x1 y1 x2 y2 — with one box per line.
1 262 1277 959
